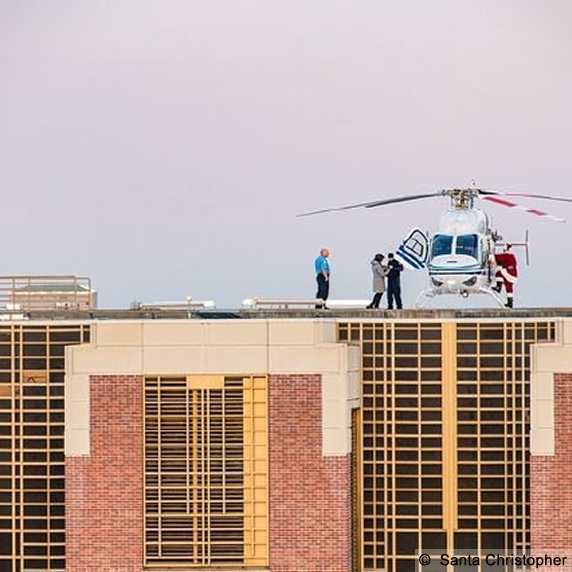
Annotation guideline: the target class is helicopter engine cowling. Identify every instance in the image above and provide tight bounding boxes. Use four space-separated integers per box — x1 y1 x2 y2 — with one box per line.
439 208 489 235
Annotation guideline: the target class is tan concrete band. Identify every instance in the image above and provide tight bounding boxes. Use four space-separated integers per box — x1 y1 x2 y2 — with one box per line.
65 319 360 458
531 320 572 455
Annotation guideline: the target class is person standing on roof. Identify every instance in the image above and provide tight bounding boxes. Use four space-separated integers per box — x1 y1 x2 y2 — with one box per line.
493 244 518 308
386 253 404 310
366 254 389 309
315 248 330 308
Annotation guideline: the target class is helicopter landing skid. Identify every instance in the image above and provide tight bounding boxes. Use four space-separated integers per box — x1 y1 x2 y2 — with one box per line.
415 286 507 309
414 288 437 308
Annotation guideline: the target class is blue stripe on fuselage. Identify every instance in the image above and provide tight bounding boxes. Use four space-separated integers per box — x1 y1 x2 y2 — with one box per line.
397 246 425 270
429 268 486 276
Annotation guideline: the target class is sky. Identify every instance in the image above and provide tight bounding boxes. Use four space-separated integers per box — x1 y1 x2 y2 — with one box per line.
1 1 571 309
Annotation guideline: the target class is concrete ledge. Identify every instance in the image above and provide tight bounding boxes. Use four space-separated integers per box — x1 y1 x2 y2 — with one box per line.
531 322 572 456
65 371 90 456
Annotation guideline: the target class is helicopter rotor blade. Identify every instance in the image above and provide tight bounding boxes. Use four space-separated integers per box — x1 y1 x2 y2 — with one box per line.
297 191 444 217
481 190 572 204
481 195 566 223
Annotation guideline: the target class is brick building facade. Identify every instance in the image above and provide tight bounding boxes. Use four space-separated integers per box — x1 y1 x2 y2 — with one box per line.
269 374 353 572
0 313 571 570
530 324 572 569
65 372 354 572
531 374 572 560
66 375 143 572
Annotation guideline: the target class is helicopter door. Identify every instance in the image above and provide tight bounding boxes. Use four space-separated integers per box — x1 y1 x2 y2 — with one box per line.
396 228 429 270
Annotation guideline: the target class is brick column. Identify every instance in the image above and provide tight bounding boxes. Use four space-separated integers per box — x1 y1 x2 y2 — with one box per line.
269 374 353 572
66 375 144 572
531 373 572 569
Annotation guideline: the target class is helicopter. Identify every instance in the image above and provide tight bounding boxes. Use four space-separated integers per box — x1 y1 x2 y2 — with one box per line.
299 187 572 308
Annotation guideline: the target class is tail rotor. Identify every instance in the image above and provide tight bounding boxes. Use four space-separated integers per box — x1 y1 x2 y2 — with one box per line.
496 229 530 265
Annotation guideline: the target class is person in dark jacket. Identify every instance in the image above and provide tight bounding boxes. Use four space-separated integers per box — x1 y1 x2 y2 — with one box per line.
366 254 389 309
386 253 404 310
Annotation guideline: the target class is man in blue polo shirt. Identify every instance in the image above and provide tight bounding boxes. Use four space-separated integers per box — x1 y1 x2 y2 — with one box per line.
315 248 330 308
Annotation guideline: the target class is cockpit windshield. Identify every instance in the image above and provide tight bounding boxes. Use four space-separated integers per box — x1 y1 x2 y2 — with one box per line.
431 234 453 257
455 234 479 258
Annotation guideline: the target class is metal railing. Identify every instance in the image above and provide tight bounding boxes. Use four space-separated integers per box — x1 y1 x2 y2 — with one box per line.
242 298 370 310
0 275 95 312
133 297 216 311
242 298 326 310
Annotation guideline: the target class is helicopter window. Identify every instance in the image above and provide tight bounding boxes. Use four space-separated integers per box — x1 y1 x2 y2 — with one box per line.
431 234 453 257
456 234 479 257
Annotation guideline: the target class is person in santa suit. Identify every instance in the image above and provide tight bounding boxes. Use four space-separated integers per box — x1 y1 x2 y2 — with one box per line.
493 244 518 308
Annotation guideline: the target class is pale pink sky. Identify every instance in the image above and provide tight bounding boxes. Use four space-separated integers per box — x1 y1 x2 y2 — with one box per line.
1 1 571 308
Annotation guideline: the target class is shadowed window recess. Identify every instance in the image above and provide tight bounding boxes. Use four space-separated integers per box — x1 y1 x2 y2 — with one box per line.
338 320 555 572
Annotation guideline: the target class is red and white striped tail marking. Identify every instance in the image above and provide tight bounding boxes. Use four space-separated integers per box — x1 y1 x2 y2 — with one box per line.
482 195 565 223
